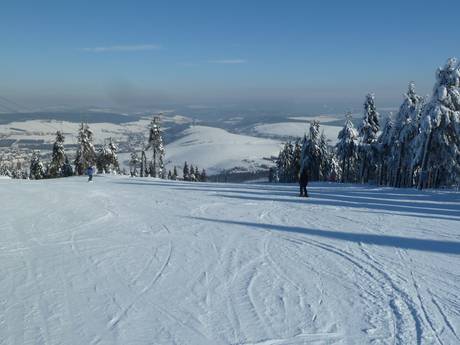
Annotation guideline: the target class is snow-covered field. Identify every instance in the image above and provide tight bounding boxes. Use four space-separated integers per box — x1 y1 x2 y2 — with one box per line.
1 176 459 345
164 125 282 174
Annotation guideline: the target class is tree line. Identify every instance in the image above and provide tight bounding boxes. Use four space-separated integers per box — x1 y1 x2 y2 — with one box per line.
273 58 460 189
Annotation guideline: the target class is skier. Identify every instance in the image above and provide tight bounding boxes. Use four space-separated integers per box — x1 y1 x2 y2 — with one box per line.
299 168 309 197
87 166 94 182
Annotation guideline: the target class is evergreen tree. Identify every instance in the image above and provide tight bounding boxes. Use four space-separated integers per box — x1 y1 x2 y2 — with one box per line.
301 121 322 181
29 151 45 180
49 131 67 177
183 161 189 181
358 93 380 183
96 138 119 174
145 116 165 178
172 166 178 180
189 164 196 181
200 169 207 182
167 170 172 180
74 123 96 175
336 112 359 182
376 114 395 185
415 58 460 189
61 157 73 177
129 151 139 176
390 82 424 187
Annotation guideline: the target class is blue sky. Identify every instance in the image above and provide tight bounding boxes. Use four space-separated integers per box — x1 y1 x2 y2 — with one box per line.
1 0 459 112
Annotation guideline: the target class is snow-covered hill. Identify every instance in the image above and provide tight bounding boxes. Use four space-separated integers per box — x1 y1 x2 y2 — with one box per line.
1 176 459 344
165 125 282 174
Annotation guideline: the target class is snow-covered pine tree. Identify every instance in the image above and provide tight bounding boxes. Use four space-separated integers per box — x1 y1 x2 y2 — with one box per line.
358 93 380 183
129 151 139 176
140 150 148 177
376 113 395 185
200 169 207 182
336 112 359 182
189 164 196 181
172 166 178 180
96 138 119 174
145 116 165 178
29 151 45 180
301 121 322 181
74 123 96 175
292 139 302 182
61 157 73 177
414 58 460 189
183 161 189 181
167 170 172 180
390 82 424 187
49 131 66 178
276 142 294 182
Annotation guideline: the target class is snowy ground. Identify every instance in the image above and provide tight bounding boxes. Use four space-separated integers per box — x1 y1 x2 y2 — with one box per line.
0 176 459 345
164 125 281 174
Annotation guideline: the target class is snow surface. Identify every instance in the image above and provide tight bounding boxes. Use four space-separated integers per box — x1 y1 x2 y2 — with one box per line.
165 125 282 174
1 176 459 345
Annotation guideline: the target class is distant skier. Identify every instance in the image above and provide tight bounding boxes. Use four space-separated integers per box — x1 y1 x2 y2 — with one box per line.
87 166 94 182
299 168 309 197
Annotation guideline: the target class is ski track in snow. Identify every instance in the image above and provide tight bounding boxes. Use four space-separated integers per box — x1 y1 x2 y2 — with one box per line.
0 176 459 345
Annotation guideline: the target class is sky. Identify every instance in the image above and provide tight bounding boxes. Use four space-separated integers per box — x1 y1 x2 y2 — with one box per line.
1 0 460 113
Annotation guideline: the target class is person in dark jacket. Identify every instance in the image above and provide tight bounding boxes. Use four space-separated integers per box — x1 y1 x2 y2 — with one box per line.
87 166 94 182
299 168 309 197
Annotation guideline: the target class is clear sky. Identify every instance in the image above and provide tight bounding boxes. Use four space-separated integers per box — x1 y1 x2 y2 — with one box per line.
1 0 459 112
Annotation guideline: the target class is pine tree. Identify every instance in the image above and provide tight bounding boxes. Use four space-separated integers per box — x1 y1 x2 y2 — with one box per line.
200 169 207 182
49 131 67 177
376 114 395 185
29 151 45 180
415 58 460 189
183 161 189 181
301 121 322 181
336 112 359 182
358 93 380 183
390 82 424 187
189 164 196 181
96 138 119 174
167 170 172 180
172 166 178 180
74 123 96 175
145 116 165 178
129 151 139 176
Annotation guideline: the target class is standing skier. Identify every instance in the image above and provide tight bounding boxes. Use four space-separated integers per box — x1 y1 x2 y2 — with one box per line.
299 168 309 197
87 166 94 182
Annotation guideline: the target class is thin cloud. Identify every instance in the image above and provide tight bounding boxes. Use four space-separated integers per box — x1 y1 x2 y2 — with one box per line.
81 44 161 53
209 59 247 64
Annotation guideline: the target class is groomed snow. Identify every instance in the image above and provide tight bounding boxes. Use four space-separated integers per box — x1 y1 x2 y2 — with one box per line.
165 125 282 174
1 176 459 344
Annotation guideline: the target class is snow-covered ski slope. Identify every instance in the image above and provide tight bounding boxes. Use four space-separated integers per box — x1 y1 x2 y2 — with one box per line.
1 176 459 345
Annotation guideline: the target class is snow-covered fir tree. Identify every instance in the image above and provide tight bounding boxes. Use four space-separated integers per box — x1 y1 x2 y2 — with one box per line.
301 121 322 181
74 123 96 175
129 151 139 176
276 141 295 182
358 93 380 183
389 82 424 187
375 113 395 185
183 161 189 181
145 116 165 178
336 112 359 182
29 151 45 180
96 138 119 174
49 131 67 178
172 166 178 180
200 169 207 182
414 58 460 189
